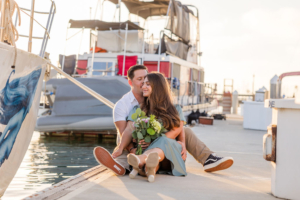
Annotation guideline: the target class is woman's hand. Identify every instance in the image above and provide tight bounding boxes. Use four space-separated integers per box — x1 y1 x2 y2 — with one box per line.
177 141 187 161
139 139 151 150
129 148 137 154
112 146 123 159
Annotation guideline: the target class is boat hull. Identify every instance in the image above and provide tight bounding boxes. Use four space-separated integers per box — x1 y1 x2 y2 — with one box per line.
0 42 47 197
36 76 131 133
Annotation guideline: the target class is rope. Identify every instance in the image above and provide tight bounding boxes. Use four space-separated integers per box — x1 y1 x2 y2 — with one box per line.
0 0 21 67
0 0 20 45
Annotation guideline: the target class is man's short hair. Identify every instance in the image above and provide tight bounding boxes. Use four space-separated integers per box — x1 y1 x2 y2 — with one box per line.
127 65 148 80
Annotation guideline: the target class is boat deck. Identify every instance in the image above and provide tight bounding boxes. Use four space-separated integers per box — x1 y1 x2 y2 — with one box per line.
24 117 276 200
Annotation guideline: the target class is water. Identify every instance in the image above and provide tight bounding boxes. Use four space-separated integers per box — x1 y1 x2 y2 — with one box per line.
1 132 116 200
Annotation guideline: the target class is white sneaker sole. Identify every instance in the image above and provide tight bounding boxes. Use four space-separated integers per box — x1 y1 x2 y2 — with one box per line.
93 147 126 176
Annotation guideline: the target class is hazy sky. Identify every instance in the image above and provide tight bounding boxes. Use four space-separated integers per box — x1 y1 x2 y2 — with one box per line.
15 0 300 96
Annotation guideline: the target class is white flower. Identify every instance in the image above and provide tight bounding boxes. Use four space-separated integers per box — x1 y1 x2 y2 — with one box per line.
150 119 161 133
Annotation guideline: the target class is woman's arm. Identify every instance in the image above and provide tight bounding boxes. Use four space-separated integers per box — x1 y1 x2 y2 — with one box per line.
164 121 183 139
176 121 185 143
176 121 187 160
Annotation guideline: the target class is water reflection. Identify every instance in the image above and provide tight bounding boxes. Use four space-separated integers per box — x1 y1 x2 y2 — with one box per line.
2 132 116 199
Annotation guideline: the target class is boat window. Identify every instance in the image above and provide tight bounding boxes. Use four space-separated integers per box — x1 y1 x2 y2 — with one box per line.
92 62 114 76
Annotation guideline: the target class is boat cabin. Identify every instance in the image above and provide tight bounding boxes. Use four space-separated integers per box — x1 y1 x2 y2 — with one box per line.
60 0 205 107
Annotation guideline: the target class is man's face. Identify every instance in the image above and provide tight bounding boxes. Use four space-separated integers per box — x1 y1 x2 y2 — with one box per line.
130 69 147 95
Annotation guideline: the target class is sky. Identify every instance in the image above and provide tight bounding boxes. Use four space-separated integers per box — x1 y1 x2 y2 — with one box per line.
14 0 300 97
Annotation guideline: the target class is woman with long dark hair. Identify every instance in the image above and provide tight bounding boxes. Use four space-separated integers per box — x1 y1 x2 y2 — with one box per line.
116 72 186 182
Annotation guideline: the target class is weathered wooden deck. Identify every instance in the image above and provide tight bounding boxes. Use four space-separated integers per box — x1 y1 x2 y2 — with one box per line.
23 117 277 200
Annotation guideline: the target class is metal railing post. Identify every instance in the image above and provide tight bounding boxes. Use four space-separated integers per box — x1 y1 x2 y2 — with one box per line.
62 26 69 72
141 31 145 64
40 1 54 57
28 0 35 52
41 4 55 57
122 23 128 77
14 10 18 27
91 27 98 76
157 30 163 72
78 27 85 55
0 0 6 41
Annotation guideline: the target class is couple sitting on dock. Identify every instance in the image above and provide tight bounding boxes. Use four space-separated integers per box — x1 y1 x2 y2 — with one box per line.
94 65 234 182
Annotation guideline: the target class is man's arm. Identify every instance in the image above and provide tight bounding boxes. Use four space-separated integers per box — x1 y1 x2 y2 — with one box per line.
114 121 127 137
115 121 135 153
112 121 135 158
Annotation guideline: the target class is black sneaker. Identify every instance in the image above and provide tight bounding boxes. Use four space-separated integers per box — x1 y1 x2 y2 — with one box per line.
203 153 233 172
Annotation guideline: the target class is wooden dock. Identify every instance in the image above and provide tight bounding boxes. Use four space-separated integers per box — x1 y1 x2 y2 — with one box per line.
23 118 276 200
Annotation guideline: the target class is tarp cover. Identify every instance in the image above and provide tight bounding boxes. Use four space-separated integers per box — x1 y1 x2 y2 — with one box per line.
157 34 189 60
0 43 47 197
165 0 193 43
108 0 170 19
59 54 76 75
36 77 130 131
69 20 144 30
97 30 144 53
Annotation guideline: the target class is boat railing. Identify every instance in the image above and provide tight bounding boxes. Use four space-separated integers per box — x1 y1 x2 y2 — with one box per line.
277 71 300 98
15 0 56 57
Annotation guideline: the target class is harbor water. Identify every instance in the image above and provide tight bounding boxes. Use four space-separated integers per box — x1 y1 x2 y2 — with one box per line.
1 132 116 200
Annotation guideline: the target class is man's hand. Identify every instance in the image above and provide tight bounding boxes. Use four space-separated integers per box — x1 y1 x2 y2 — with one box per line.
139 139 151 150
177 141 187 161
112 146 123 159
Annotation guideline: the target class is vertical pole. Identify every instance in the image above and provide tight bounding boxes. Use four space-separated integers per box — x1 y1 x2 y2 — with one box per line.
90 7 92 20
142 31 145 64
122 23 128 77
0 0 6 42
40 1 54 57
62 27 69 72
277 79 282 99
118 0 121 22
252 74 255 94
157 30 163 72
42 6 55 57
91 27 98 76
78 27 85 55
28 0 35 52
170 63 173 91
14 10 18 27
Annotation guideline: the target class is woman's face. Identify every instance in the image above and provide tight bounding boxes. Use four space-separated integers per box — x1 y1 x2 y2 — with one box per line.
142 77 152 97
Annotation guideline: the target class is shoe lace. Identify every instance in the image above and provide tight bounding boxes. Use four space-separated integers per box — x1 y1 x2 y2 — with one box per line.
211 153 222 160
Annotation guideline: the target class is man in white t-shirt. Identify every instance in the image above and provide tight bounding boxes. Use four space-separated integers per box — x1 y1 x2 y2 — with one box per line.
93 65 233 175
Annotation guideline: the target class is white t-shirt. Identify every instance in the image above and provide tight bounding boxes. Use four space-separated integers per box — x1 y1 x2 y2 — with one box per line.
113 91 139 144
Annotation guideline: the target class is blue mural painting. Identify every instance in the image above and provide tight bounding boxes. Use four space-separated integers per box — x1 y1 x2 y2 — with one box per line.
0 68 42 166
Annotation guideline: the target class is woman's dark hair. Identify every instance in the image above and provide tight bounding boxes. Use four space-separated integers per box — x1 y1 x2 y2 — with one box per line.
141 72 180 130
127 65 147 80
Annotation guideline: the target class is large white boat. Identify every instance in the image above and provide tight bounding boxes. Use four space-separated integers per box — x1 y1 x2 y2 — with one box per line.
36 0 217 135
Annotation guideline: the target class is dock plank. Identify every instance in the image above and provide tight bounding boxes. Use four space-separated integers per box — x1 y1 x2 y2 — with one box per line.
24 119 276 200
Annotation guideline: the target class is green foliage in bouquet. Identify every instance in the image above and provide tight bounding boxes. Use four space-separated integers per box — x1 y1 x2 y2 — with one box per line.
131 108 167 155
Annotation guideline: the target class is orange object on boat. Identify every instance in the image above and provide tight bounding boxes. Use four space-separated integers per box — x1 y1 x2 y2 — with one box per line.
90 47 107 53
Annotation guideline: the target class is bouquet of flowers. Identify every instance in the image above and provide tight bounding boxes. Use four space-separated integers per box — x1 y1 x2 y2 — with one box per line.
131 108 167 155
